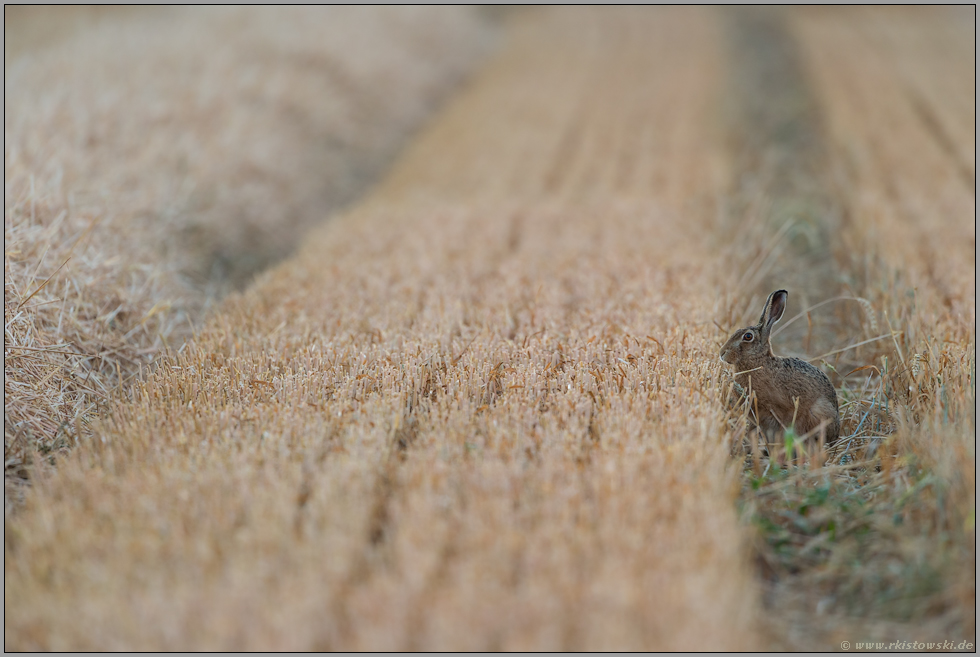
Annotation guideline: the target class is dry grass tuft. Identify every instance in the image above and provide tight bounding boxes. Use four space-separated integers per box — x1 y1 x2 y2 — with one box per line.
4 169 190 508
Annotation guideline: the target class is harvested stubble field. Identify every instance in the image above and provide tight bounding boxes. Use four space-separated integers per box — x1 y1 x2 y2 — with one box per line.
4 5 493 501
4 6 975 651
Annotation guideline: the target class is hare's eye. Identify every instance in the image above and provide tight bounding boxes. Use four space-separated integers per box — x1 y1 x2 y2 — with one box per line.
742 332 754 342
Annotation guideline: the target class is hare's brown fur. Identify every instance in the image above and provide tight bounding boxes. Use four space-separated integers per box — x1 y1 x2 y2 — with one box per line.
720 290 840 444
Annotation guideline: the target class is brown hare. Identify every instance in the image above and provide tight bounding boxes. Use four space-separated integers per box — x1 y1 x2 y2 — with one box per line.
720 289 840 446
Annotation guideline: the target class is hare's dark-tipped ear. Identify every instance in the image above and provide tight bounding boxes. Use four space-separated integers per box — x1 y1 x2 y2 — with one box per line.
760 289 788 330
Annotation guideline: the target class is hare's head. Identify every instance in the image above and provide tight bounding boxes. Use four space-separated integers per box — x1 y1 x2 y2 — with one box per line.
720 289 787 366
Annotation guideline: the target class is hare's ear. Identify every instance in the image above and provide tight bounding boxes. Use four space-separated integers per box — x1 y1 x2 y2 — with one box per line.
759 289 788 334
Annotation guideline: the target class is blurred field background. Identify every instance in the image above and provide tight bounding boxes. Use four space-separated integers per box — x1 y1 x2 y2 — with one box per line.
5 5 494 502
4 6 975 650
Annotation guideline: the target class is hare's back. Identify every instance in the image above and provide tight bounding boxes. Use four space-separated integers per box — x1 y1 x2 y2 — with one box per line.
777 357 838 405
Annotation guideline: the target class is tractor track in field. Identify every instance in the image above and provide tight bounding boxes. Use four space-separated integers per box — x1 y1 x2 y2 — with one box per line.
723 7 847 356
724 7 975 647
